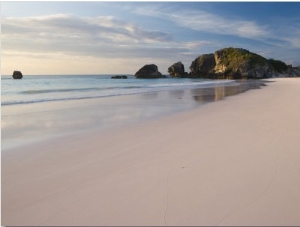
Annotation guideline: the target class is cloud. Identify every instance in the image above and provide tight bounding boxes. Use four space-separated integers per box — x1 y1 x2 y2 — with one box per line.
3 14 171 43
1 14 174 59
2 13 219 74
136 4 293 57
280 27 300 49
2 14 207 74
134 7 269 39
134 5 300 55
172 12 269 39
181 41 215 49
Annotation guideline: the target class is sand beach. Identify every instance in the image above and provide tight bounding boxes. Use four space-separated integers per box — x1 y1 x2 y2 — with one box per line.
2 78 300 226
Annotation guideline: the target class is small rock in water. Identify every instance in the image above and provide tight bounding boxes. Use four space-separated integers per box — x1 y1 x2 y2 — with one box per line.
168 62 189 78
12 71 23 79
135 64 165 79
111 75 128 79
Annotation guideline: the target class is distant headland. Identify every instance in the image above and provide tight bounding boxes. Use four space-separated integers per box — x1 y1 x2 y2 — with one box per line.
135 47 300 79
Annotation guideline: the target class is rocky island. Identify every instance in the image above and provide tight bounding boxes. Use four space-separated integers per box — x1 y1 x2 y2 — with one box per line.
135 47 300 79
168 62 189 78
188 47 300 79
12 70 23 79
135 64 166 78
111 75 128 79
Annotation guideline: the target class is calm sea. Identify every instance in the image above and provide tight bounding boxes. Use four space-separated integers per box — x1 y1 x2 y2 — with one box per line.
3 74 255 150
1 75 236 106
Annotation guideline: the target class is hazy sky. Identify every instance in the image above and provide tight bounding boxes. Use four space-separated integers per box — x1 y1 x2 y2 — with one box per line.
1 2 300 75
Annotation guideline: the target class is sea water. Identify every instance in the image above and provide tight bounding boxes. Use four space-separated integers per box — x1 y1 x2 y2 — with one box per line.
1 75 236 106
1 75 264 150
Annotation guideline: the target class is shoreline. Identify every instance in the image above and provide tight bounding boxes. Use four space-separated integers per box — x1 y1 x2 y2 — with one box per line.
1 79 265 151
2 78 300 226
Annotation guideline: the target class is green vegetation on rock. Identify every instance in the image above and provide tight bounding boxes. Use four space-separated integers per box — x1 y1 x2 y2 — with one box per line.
268 59 288 73
216 47 267 69
190 47 278 79
167 47 300 79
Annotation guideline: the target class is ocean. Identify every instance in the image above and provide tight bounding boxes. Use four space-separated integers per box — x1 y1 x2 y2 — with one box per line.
1 75 236 106
1 75 264 150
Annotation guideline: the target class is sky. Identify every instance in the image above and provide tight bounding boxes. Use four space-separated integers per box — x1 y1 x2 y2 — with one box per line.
1 1 300 75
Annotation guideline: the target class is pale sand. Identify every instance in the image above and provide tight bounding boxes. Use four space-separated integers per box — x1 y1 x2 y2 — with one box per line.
2 78 300 226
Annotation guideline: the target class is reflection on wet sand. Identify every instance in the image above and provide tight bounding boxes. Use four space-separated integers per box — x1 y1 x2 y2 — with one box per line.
141 92 158 99
191 80 270 104
168 90 185 99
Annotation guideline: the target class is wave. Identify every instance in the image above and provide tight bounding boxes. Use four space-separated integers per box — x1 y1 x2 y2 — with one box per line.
3 79 238 106
19 86 144 94
20 87 100 94
2 90 153 106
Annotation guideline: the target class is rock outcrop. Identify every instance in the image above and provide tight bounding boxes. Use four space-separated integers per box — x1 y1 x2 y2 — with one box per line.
285 66 300 77
189 48 277 79
168 62 188 78
189 54 216 78
111 75 128 79
12 70 23 79
135 64 165 79
135 47 299 80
